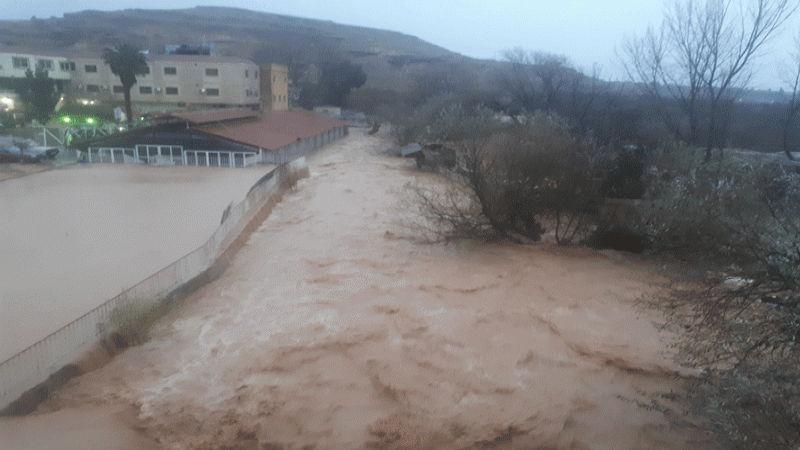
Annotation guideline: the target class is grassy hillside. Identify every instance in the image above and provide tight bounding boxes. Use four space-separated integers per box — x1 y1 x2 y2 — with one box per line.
0 6 483 90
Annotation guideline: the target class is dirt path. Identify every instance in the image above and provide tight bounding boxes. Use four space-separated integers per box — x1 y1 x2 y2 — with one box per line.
2 129 688 449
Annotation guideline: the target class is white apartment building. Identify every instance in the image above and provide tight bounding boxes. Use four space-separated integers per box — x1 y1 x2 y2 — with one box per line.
0 47 74 82
0 46 287 111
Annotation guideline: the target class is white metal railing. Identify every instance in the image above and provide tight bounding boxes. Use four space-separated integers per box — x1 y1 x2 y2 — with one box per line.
244 153 263 167
182 150 257 168
0 157 307 411
87 147 135 163
85 125 347 167
136 145 183 165
40 127 64 147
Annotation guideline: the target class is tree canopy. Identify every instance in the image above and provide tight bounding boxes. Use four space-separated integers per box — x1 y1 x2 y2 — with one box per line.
297 61 367 108
17 67 61 125
103 43 148 124
620 0 799 160
319 61 367 107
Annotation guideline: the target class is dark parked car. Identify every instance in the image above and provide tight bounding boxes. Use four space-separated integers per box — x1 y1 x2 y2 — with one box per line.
0 137 59 163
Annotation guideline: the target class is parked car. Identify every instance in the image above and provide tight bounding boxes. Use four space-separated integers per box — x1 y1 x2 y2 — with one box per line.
0 137 59 163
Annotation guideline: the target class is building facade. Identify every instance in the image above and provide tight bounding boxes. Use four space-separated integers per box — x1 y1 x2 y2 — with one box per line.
260 63 288 111
0 46 286 111
0 48 74 82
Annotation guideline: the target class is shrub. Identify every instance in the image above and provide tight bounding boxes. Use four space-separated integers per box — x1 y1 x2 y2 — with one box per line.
599 145 648 199
109 298 172 346
584 225 647 253
626 143 757 262
388 96 476 147
408 108 602 244
688 362 800 450
626 143 800 447
391 124 419 147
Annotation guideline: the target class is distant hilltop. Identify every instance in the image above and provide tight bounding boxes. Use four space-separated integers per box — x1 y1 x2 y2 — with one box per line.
0 6 469 91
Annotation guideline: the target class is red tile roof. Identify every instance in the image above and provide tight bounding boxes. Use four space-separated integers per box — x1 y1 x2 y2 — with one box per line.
168 109 258 125
196 110 347 151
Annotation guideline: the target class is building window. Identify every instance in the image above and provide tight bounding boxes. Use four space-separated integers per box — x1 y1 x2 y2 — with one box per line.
165 87 178 95
139 86 152 94
36 59 53 70
205 68 218 76
142 65 150 75
205 88 219 96
86 84 100 92
12 57 29 69
113 86 124 93
84 64 97 73
245 69 249 78
164 67 177 75
59 61 76 71
255 71 258 79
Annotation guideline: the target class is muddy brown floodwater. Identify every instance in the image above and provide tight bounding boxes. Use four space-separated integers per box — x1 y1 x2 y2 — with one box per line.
0 164 272 361
1 129 690 449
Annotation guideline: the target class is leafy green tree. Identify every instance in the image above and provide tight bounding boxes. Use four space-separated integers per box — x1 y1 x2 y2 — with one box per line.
103 43 148 124
17 67 61 125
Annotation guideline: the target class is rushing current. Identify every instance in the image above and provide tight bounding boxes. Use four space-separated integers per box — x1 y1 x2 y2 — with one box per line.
2 128 690 449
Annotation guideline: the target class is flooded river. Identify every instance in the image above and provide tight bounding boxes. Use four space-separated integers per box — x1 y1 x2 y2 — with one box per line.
2 129 688 449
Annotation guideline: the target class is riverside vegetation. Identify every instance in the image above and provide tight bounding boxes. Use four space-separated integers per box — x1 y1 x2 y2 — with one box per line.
396 102 800 449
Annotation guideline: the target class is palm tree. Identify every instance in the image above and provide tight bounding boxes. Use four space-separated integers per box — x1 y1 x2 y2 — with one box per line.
103 43 148 124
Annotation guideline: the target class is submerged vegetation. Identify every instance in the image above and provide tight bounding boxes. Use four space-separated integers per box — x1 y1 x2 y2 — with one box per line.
395 64 800 448
377 1 800 445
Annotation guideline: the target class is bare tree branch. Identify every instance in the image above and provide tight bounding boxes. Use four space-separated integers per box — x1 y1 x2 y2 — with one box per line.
619 0 799 161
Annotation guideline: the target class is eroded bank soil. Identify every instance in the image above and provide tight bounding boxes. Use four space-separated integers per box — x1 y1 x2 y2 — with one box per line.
4 129 689 450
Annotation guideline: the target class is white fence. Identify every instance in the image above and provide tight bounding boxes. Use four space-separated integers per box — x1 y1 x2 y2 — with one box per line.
183 150 257 168
0 157 308 412
85 124 347 167
87 146 259 168
261 126 347 164
86 147 133 163
37 125 122 147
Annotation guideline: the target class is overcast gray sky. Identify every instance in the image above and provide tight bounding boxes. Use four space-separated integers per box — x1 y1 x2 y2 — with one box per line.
7 0 800 89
